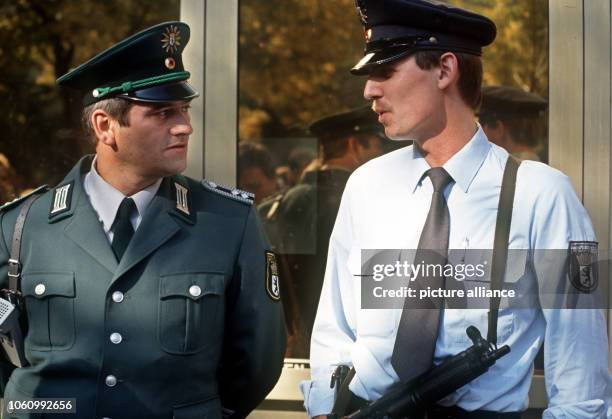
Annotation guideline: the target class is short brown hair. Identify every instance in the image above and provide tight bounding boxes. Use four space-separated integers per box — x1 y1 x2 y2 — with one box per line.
414 50 483 110
81 98 133 144
320 134 350 161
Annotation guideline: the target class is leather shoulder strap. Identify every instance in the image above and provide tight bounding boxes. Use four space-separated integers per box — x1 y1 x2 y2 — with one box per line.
488 156 521 344
8 194 42 293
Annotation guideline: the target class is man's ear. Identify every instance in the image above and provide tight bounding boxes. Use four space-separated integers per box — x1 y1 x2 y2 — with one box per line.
437 52 460 90
91 109 117 147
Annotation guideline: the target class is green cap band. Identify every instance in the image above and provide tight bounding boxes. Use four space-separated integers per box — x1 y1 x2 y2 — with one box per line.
92 71 191 99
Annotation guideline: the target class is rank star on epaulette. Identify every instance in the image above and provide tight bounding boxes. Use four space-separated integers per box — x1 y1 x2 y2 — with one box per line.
201 180 254 205
0 185 48 213
265 251 281 301
568 241 599 293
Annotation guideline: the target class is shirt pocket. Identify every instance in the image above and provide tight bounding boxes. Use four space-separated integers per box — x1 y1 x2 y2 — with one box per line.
158 272 226 355
22 272 76 351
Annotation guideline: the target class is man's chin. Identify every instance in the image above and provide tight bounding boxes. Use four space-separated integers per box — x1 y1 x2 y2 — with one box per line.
387 131 416 142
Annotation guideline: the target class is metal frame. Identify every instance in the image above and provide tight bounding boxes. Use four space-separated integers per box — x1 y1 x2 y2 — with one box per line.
183 0 612 412
183 0 238 186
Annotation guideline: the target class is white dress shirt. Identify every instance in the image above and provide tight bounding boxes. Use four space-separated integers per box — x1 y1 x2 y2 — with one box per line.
83 157 162 243
302 127 611 418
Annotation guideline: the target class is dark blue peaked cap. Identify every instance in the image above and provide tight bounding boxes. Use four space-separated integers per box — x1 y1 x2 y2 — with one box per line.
351 0 497 75
57 21 199 106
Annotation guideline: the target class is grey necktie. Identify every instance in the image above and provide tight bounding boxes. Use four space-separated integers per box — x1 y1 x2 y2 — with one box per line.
391 167 454 382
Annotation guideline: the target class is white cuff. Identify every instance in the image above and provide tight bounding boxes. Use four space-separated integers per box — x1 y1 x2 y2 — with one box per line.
300 380 335 417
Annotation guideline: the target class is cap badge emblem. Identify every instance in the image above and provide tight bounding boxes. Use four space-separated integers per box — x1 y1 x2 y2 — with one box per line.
161 25 182 54
164 57 176 69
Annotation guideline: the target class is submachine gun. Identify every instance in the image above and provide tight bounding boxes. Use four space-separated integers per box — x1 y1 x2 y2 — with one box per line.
341 326 510 419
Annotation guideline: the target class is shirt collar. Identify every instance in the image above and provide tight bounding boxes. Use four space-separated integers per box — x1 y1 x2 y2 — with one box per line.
84 157 162 232
406 124 491 194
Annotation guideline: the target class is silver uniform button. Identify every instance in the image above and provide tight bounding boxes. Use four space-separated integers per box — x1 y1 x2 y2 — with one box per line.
105 375 117 387
34 283 46 296
189 285 202 297
112 291 124 303
110 333 123 344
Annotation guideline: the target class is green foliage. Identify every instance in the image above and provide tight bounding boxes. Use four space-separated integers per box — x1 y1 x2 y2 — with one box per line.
453 0 549 96
239 0 368 140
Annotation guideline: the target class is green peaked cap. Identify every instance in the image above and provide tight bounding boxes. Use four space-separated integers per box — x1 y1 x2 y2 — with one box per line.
57 21 199 106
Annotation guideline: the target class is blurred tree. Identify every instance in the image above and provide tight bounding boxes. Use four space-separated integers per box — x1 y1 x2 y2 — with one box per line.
442 0 548 96
239 0 368 142
0 0 179 191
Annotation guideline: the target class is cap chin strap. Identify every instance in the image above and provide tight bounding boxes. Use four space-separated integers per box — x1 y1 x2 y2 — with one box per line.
92 71 190 99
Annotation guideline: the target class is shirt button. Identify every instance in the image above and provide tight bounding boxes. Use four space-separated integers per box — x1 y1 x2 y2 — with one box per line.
105 375 117 387
34 284 46 296
189 285 201 297
112 291 124 303
109 333 123 344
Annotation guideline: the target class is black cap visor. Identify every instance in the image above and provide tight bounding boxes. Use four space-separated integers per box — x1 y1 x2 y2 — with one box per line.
351 47 415 75
120 81 199 103
351 25 484 75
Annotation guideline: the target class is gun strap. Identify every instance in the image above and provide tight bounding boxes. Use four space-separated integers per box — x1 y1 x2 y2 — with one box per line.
8 194 41 293
331 367 356 416
488 156 520 345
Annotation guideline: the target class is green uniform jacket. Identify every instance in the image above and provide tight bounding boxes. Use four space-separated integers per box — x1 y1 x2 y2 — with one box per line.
0 156 286 419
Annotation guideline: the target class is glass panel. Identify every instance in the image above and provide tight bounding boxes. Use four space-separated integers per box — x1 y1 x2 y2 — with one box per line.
238 0 549 358
454 0 550 163
0 1 179 202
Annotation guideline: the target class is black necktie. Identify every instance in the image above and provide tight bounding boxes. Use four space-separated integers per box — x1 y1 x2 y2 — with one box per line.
392 167 454 382
111 197 136 261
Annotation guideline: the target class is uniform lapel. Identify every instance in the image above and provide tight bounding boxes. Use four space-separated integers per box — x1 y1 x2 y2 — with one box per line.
60 156 119 274
111 178 185 283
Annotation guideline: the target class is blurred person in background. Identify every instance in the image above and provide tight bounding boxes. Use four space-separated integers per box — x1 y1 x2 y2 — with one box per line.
479 85 547 162
259 106 387 357
238 142 280 204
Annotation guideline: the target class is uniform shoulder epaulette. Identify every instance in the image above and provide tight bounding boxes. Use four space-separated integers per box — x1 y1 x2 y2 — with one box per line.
201 180 254 205
0 185 48 213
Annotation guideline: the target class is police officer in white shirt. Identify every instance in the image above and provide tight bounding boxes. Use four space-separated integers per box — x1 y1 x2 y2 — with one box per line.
302 1 611 418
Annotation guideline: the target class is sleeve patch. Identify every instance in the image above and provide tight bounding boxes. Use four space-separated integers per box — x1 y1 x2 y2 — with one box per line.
568 241 599 293
265 251 281 301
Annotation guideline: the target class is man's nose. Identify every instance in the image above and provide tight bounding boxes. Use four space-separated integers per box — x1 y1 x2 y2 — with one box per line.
171 114 193 136
364 78 382 101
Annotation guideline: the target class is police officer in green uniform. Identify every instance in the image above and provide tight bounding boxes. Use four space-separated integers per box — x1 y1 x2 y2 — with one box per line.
259 106 385 356
479 85 547 162
0 22 285 419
